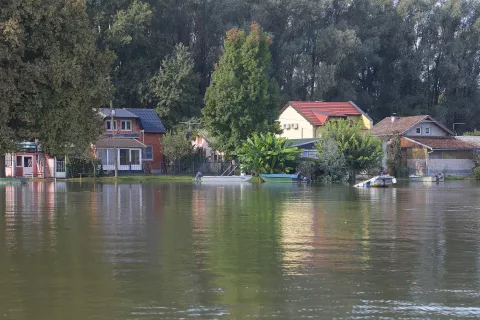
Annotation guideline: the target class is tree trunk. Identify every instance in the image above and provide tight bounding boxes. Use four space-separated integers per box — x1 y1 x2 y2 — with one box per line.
0 155 5 178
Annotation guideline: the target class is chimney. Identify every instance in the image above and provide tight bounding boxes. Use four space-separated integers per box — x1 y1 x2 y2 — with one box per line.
391 113 398 123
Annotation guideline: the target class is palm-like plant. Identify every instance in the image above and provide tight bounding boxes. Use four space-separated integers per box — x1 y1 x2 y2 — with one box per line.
237 132 303 174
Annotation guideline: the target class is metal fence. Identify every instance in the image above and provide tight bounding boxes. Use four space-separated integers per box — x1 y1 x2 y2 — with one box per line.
99 161 236 176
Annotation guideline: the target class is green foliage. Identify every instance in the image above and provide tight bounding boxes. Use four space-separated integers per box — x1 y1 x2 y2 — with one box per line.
203 22 281 153
162 127 206 164
0 0 113 157
387 134 403 177
316 120 384 179
144 43 200 128
237 132 302 174
315 137 348 182
464 130 480 136
67 157 103 178
474 167 480 180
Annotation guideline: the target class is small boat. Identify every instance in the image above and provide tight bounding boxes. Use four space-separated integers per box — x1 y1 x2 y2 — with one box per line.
260 173 301 183
354 175 397 188
409 173 444 182
195 175 252 183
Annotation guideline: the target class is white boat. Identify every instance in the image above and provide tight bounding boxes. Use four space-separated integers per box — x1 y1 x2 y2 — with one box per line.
194 175 252 183
354 175 397 188
409 173 444 182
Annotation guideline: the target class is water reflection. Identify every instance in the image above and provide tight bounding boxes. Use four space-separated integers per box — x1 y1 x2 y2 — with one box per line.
1 181 480 319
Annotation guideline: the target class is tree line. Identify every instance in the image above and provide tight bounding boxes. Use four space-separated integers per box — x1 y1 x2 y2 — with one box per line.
2 0 480 163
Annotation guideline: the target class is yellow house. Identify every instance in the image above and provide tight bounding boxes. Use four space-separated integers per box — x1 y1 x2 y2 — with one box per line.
278 101 373 139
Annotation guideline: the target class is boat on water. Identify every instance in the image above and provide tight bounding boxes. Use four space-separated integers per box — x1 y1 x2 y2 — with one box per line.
260 173 302 183
0 178 29 185
354 175 397 188
409 173 444 182
195 175 252 183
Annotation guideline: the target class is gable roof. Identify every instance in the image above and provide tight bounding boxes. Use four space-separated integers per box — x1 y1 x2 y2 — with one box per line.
372 115 454 136
281 101 371 126
125 109 166 133
403 137 477 150
95 137 146 149
99 108 138 119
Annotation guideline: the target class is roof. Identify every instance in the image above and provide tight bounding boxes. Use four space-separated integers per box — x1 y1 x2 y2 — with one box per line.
455 136 480 147
288 138 319 147
126 108 166 133
281 101 371 126
98 108 138 119
95 137 146 149
372 115 454 136
404 137 477 150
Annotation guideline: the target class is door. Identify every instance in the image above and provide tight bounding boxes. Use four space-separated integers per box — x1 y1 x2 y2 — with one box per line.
23 156 33 177
55 158 66 178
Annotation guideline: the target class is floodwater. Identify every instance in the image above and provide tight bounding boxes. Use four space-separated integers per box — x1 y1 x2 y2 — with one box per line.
1 181 480 319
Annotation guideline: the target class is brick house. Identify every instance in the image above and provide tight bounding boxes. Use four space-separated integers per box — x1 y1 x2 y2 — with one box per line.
95 108 166 174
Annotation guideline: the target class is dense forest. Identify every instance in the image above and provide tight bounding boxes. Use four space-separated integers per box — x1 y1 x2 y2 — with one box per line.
2 0 480 155
86 0 480 131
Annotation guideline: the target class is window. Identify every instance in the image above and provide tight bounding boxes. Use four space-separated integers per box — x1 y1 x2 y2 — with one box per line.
425 127 431 135
131 150 140 165
106 120 117 130
416 127 422 134
16 156 22 167
143 146 153 160
121 120 131 131
120 149 129 165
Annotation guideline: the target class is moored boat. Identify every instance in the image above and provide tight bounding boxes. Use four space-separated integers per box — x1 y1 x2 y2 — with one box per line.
195 175 252 183
354 175 397 188
260 173 301 183
409 173 444 182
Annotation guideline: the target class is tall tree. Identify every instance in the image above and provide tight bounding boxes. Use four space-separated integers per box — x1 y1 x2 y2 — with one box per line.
144 43 200 128
0 0 113 176
203 22 280 153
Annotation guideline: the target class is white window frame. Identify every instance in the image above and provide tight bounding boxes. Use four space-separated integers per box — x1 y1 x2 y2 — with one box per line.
120 120 132 131
425 127 431 135
106 120 117 131
416 127 422 135
143 146 154 160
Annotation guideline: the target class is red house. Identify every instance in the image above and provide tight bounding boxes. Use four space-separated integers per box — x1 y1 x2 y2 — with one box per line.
95 108 166 174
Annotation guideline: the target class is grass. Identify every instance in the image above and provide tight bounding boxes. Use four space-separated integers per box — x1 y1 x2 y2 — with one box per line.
444 175 472 181
247 175 264 183
64 175 193 183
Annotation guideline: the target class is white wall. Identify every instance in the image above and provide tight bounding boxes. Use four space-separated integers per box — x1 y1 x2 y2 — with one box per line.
278 106 315 139
404 120 448 137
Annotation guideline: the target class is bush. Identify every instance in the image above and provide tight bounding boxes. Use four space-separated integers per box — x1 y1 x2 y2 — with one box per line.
474 166 480 180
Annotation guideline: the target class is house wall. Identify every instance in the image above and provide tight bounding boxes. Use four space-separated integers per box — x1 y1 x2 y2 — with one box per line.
104 117 141 135
404 120 448 137
141 133 163 171
192 136 224 161
278 106 315 139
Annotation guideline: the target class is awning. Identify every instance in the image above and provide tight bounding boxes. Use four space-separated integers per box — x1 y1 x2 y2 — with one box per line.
95 138 145 149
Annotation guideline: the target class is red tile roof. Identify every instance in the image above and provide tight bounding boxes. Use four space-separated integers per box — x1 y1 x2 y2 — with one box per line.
282 101 369 126
404 137 477 150
372 115 453 136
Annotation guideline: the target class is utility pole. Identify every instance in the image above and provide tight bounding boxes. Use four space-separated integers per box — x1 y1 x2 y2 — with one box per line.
179 119 202 140
110 100 118 178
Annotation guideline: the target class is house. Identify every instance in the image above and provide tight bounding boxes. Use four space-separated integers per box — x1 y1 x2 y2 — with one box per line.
288 138 319 159
278 101 372 139
372 115 478 177
192 130 224 162
95 108 166 174
4 141 66 178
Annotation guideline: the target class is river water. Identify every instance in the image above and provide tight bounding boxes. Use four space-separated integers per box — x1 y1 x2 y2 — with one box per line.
1 181 480 319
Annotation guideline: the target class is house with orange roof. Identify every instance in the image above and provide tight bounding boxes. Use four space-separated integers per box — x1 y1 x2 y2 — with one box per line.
277 101 372 139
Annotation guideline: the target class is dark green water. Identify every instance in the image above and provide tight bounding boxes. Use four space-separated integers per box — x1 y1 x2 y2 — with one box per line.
1 181 480 319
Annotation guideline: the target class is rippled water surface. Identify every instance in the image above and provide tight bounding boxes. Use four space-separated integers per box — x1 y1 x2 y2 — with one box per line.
1 181 480 319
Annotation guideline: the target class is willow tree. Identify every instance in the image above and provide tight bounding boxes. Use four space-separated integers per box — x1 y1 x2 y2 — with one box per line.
0 0 113 176
203 22 280 153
